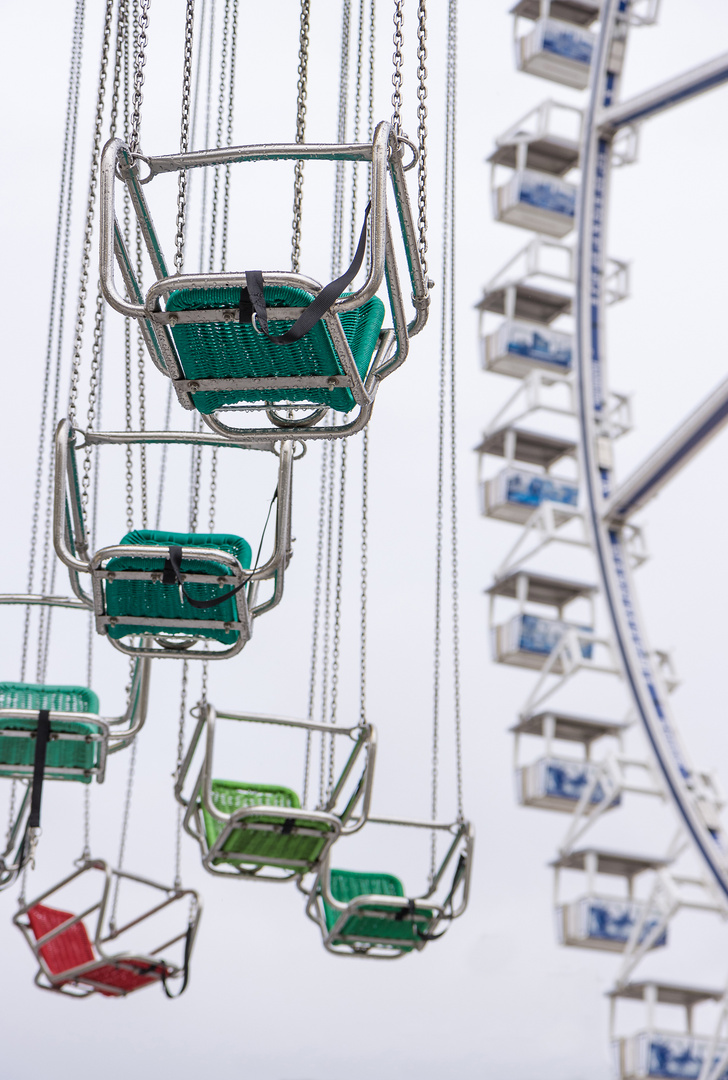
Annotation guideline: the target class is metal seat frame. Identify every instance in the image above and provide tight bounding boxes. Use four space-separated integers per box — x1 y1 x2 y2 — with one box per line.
14 858 200 998
175 702 377 882
303 815 474 959
99 122 429 444
52 419 295 660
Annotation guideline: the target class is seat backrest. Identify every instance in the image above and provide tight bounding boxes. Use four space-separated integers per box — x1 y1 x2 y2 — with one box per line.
27 904 96 975
209 780 301 815
0 683 99 714
329 869 405 903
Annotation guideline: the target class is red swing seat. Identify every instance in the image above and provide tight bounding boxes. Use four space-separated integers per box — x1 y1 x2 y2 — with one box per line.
28 904 170 996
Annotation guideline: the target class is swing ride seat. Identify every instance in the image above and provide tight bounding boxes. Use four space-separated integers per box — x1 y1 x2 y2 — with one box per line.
164 285 386 415
0 683 105 783
104 530 252 644
27 904 171 997
201 780 338 873
321 869 435 953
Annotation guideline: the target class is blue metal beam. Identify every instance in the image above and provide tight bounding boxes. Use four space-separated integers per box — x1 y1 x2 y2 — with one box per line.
599 51 728 131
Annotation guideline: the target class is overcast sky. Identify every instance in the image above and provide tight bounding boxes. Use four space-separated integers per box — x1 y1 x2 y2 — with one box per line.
1 2 728 1078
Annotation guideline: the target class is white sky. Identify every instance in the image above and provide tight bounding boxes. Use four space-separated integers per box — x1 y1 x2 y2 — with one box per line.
1 2 728 1078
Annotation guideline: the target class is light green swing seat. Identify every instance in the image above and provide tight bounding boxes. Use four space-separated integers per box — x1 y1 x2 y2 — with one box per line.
322 868 435 952
0 683 103 783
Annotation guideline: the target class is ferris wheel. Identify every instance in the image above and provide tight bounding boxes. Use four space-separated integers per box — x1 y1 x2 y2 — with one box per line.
0 0 473 1001
478 1 728 1076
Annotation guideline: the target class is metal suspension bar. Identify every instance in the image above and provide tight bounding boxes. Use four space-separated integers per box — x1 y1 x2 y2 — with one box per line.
599 50 728 131
605 375 728 523
575 0 728 902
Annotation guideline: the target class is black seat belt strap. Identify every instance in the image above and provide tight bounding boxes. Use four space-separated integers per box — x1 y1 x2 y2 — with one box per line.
29 709 51 830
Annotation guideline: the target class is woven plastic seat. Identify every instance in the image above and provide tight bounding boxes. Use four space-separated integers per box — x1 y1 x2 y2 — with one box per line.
202 780 335 870
27 904 168 997
165 286 386 414
105 530 251 644
0 683 103 782
322 869 434 950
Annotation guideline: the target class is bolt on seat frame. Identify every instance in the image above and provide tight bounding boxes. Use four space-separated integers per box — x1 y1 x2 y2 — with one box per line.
99 122 429 444
52 419 295 660
175 703 377 881
14 859 200 998
304 816 474 959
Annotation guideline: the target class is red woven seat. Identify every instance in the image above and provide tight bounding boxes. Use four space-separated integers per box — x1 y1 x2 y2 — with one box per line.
27 904 169 996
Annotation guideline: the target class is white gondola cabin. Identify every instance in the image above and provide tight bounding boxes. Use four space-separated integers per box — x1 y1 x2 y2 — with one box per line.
487 570 596 671
511 709 627 812
476 425 578 524
511 0 600 89
552 848 669 952
489 102 581 237
609 982 728 1080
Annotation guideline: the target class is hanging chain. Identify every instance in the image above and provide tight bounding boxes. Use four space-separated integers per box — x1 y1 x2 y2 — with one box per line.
391 0 404 138
318 440 337 809
135 227 148 526
155 383 173 528
446 0 463 822
348 0 366 261
110 736 137 931
68 0 114 425
6 780 18 852
221 0 238 270
331 0 351 279
197 0 217 272
290 0 311 273
416 0 429 278
208 0 230 272
173 661 189 891
327 441 347 801
175 0 195 274
129 0 151 154
208 449 218 531
359 428 368 725
303 441 329 809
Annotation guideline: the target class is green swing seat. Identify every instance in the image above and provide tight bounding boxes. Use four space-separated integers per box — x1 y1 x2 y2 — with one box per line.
165 285 386 414
201 780 336 871
0 684 102 783
322 869 435 952
104 531 252 644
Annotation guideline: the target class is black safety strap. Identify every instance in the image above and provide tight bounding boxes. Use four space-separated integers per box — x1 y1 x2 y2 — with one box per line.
162 546 250 610
280 817 296 835
28 710 51 830
414 853 468 942
395 898 417 922
239 202 371 343
161 922 193 999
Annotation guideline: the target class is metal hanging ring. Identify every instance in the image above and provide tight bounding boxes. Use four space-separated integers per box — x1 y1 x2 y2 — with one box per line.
395 135 419 171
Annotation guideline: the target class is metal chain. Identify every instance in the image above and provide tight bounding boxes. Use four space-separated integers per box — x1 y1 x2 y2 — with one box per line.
80 291 105 517
197 0 216 272
368 0 375 140
359 428 368 725
155 383 173 529
109 0 127 138
81 785 92 861
348 0 365 261
68 0 113 425
391 0 404 138
327 440 347 801
6 780 18 852
21 0 84 680
208 0 230 272
331 0 351 279
290 0 310 273
188 415 203 532
175 0 195 273
110 734 137 931
208 449 218 531
303 441 329 809
200 659 209 707
446 0 463 821
135 226 148 526
221 0 238 271
129 0 151 154
173 661 189 890
416 0 429 278
318 440 337 808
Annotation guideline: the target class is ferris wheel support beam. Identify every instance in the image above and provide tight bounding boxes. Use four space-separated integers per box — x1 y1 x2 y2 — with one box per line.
575 0 728 902
604 375 728 523
599 50 728 131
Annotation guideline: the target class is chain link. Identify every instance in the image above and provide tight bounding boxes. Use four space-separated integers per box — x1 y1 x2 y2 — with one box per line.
303 441 329 809
318 440 337 809
110 735 137 931
290 0 310 273
391 0 404 137
68 0 114 426
175 0 195 272
359 428 368 725
416 0 429 278
173 661 189 890
327 440 347 801
129 0 151 153
221 0 238 271
208 449 218 531
135 226 148 526
208 0 230 272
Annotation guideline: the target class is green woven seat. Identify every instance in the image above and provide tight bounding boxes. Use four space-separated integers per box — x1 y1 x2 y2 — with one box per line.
105 531 251 644
201 780 335 871
165 285 386 414
322 868 434 951
0 683 102 783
